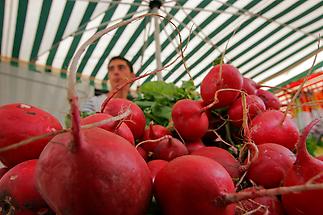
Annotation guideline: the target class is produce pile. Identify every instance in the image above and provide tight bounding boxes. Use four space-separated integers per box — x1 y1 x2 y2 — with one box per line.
0 61 322 215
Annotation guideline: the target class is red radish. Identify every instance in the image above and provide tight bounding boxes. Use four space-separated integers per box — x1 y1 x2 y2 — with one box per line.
141 124 172 152
0 160 53 214
36 128 152 215
143 124 171 141
80 113 135 145
191 146 242 179
246 143 296 188
114 123 135 145
147 159 168 183
250 110 299 150
36 28 153 214
257 89 281 110
242 77 257 95
186 139 205 153
228 95 266 127
102 98 146 139
235 187 284 215
154 155 236 215
0 103 62 167
282 119 323 215
152 137 189 161
200 64 243 108
171 99 209 141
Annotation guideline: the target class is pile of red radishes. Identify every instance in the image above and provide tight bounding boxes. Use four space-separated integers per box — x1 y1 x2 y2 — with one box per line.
0 63 322 215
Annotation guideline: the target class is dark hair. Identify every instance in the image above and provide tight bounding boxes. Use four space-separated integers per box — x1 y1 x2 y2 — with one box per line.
108 56 134 74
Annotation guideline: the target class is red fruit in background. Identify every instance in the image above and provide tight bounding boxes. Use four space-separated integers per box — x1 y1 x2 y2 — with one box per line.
0 103 62 168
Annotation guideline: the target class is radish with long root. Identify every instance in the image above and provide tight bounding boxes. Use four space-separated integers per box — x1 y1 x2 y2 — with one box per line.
246 143 296 188
282 119 323 215
250 110 299 150
35 16 154 215
0 159 54 215
200 64 243 108
0 103 62 167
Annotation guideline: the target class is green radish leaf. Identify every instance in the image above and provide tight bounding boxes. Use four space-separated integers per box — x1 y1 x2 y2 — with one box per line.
151 102 172 120
134 80 199 127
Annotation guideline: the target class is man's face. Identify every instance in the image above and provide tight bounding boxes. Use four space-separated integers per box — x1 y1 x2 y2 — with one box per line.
108 59 133 90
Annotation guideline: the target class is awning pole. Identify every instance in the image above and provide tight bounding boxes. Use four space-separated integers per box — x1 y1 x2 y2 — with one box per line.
152 8 163 81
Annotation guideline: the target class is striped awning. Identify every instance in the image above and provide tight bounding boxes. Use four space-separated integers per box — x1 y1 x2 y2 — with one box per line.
1 0 322 90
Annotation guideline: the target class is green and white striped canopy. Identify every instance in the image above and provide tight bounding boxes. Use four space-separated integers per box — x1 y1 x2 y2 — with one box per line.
1 0 322 90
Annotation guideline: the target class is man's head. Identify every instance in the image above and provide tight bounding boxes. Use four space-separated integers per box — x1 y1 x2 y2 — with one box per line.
107 56 135 97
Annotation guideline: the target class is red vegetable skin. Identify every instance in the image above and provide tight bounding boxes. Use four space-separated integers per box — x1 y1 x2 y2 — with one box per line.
171 99 209 141
154 155 236 215
200 64 243 108
36 128 152 215
0 103 62 168
0 160 53 214
152 137 189 161
250 110 299 150
256 89 281 110
147 159 168 183
191 146 242 179
81 113 135 145
102 98 146 139
247 143 296 188
242 77 257 95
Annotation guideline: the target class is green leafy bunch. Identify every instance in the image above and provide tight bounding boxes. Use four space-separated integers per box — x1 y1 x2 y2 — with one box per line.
133 80 200 127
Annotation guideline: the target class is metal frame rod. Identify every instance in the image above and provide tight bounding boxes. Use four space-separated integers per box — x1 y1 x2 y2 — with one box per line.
152 7 163 81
